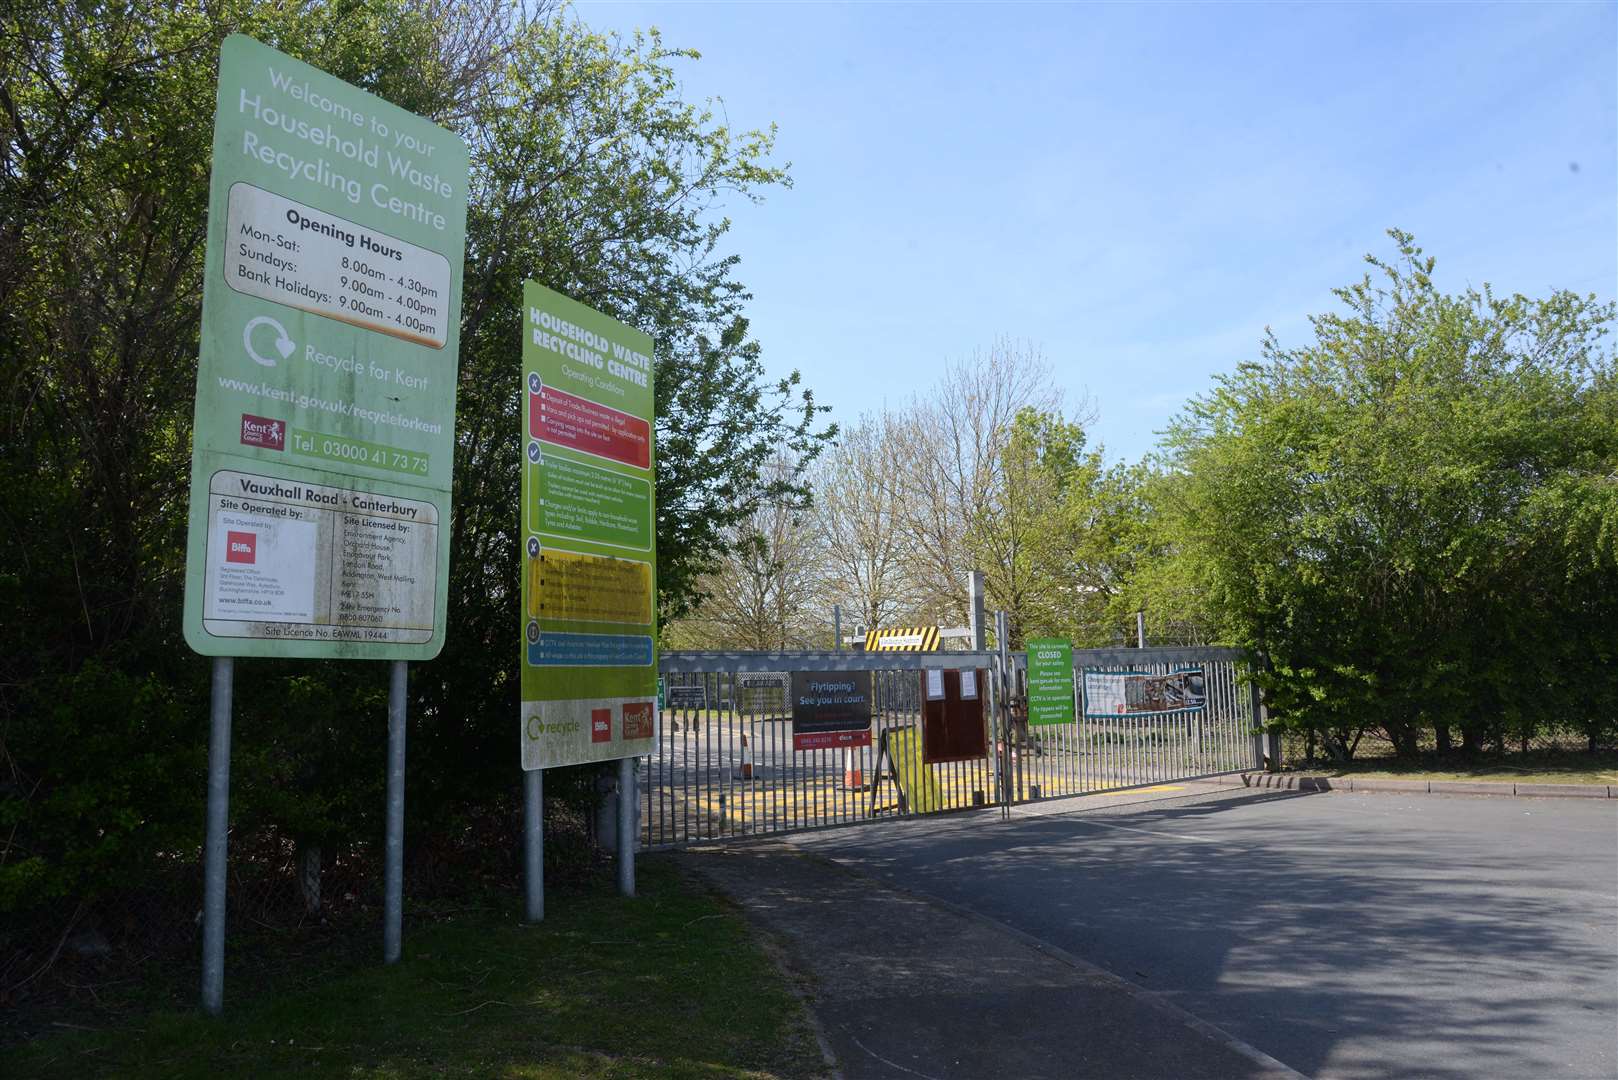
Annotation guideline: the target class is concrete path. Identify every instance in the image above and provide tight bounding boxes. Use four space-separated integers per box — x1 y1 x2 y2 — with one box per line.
680 840 1300 1080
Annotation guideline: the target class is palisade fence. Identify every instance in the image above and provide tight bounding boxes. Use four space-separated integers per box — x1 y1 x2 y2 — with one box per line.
643 646 1262 849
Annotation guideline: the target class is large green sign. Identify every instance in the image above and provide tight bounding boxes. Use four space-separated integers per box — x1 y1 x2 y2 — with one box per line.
182 35 468 660
520 282 658 769
1027 638 1076 726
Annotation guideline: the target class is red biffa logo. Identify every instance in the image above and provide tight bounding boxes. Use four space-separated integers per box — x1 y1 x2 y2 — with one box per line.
591 708 612 743
226 531 257 564
239 413 286 451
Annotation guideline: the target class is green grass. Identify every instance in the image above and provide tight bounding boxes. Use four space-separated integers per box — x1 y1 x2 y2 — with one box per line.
1281 750 1617 786
3 858 828 1080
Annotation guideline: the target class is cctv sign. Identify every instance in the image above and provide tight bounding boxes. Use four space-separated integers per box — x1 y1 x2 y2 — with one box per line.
183 35 468 660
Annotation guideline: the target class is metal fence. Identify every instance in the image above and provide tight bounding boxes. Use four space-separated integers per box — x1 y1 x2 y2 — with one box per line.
1010 646 1260 801
643 647 1260 849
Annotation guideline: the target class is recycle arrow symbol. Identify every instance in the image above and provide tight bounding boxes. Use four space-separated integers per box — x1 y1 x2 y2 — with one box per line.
243 315 296 368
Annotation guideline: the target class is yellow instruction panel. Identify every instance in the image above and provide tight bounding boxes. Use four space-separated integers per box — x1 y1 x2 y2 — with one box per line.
526 547 652 624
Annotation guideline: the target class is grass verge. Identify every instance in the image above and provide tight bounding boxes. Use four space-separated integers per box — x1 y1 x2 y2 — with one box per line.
2 856 828 1080
1278 749 1617 786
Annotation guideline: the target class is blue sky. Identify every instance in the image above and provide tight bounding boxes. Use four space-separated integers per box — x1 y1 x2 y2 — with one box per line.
575 1 1617 464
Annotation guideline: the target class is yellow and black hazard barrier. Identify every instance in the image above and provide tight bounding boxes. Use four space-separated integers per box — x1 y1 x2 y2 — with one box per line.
865 625 940 651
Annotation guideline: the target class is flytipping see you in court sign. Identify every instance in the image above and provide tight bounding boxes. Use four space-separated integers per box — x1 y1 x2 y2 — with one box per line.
183 35 468 660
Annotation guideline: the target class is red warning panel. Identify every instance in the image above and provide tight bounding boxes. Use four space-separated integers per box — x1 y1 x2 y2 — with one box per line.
530 385 650 469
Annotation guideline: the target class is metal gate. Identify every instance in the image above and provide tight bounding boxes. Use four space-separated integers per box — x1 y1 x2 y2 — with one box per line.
641 646 1259 849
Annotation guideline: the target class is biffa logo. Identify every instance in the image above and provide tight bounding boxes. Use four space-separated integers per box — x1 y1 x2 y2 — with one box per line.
591 708 612 743
226 530 257 564
240 413 286 451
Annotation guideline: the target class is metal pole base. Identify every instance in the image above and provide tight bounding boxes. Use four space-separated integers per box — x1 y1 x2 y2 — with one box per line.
384 660 406 963
616 757 635 898
201 656 234 1015
523 768 544 922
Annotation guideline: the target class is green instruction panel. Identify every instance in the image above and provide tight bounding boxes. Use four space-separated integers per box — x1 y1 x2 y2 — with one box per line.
520 282 658 769
1027 638 1076 726
182 34 468 660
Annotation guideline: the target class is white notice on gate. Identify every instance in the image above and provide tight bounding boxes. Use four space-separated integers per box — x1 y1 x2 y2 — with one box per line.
204 511 318 621
959 669 978 700
925 668 945 700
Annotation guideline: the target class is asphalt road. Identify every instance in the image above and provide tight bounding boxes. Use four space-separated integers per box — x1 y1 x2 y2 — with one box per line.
789 786 1618 1080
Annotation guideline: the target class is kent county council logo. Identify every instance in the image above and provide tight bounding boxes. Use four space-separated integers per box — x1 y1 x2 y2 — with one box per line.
622 702 654 740
239 413 286 451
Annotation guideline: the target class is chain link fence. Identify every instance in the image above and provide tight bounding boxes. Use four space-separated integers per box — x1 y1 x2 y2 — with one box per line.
0 796 604 1045
1281 722 1617 768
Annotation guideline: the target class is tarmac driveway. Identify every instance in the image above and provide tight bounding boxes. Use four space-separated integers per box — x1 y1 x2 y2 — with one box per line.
787 786 1618 1080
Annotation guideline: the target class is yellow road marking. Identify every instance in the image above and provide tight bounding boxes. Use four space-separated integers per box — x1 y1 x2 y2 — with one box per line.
649 779 1192 824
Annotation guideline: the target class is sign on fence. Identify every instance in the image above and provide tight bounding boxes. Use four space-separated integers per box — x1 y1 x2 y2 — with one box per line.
738 672 790 714
666 683 707 710
791 671 873 751
519 283 657 769
1082 668 1206 717
182 34 468 660
1027 639 1076 726
866 625 941 651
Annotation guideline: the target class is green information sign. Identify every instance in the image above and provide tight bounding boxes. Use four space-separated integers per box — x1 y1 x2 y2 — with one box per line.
1027 638 1076 726
182 35 468 660
520 282 657 769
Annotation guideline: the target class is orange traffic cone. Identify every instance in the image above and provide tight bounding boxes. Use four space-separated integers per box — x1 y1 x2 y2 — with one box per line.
843 747 863 790
739 730 754 780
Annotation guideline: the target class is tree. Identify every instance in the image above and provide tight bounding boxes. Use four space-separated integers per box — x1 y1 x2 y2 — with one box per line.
0 0 832 918
891 340 1063 627
1 0 518 921
966 407 1086 646
1157 230 1617 759
665 457 824 650
416 16 833 817
810 412 910 633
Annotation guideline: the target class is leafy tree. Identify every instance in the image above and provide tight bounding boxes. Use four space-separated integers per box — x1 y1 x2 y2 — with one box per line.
415 16 832 818
0 0 831 921
1157 231 1617 759
966 407 1087 647
1 0 503 919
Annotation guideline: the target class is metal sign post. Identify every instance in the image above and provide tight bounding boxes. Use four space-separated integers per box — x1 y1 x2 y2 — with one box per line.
968 571 987 650
184 34 468 1010
616 757 636 897
383 660 407 963
995 611 1012 820
523 769 544 921
200 657 234 1016
519 284 656 913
